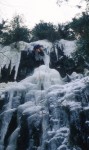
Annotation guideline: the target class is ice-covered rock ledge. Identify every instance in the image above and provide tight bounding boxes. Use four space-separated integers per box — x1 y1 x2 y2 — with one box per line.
0 40 52 82
0 39 77 82
0 65 89 150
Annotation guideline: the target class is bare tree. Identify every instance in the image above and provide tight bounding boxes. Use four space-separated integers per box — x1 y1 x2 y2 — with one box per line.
57 0 88 11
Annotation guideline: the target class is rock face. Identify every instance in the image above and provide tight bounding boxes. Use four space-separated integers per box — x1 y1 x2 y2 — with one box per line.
49 40 85 77
50 46 75 77
16 50 44 81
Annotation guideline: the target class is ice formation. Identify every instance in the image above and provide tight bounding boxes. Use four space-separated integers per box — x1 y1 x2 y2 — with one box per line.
0 65 89 150
0 40 52 79
56 39 76 57
0 39 76 80
0 39 88 150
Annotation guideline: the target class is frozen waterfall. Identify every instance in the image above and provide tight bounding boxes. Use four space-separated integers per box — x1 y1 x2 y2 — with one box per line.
0 47 64 150
0 40 89 150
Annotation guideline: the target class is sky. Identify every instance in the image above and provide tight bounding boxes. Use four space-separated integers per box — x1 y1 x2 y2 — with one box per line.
0 0 86 28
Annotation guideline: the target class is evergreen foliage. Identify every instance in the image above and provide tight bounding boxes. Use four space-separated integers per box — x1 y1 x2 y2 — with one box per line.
2 15 30 45
71 13 89 63
57 24 75 40
32 21 58 42
0 20 8 43
32 21 75 42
